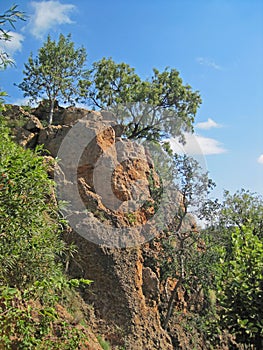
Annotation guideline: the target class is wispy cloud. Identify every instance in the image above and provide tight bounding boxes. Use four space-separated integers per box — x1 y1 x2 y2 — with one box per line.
0 32 24 55
169 133 226 156
29 1 76 39
196 118 222 130
257 154 263 164
196 57 222 70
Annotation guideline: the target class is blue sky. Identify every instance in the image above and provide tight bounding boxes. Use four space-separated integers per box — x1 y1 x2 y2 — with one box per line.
0 0 262 200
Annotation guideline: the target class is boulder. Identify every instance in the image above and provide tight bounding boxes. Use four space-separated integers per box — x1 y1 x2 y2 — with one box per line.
38 125 71 157
61 106 88 125
14 127 38 148
25 115 43 132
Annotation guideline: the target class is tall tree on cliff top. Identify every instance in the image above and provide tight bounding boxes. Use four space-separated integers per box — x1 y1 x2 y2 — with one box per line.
89 57 202 142
17 34 90 124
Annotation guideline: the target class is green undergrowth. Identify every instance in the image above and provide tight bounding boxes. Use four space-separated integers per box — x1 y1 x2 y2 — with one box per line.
0 116 92 349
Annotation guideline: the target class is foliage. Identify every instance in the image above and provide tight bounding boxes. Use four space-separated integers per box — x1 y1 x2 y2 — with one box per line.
89 57 141 108
89 57 202 142
0 284 90 349
0 122 64 287
0 4 25 68
17 33 90 124
201 189 263 349
97 335 111 350
0 91 7 109
0 117 92 348
217 227 263 348
146 168 164 212
218 189 263 240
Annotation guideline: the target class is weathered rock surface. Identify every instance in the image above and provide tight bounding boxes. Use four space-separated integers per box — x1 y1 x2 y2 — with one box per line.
65 234 173 350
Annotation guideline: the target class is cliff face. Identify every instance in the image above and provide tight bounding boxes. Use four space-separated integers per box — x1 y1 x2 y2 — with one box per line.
65 236 173 349
57 111 173 349
5 104 174 349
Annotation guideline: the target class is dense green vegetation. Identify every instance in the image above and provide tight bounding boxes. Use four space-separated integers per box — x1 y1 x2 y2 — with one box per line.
205 190 263 348
149 154 263 349
0 114 92 349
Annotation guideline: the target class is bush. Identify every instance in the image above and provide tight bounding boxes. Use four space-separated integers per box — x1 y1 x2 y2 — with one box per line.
0 117 92 348
217 227 263 348
0 119 64 287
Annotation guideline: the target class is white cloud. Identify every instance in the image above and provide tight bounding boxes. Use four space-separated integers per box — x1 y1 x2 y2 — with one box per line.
29 1 75 39
0 31 24 55
257 154 263 164
196 57 222 70
196 118 222 130
10 97 37 107
75 102 90 109
169 133 226 156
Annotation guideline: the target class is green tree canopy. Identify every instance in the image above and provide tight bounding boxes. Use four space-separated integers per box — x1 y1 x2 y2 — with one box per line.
219 189 263 239
89 57 202 142
17 33 90 124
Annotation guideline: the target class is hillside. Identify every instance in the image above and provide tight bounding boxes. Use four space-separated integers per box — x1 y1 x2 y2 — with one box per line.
1 103 262 350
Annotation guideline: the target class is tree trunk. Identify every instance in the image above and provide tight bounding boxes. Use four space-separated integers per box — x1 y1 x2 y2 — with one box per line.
48 99 55 125
163 278 182 330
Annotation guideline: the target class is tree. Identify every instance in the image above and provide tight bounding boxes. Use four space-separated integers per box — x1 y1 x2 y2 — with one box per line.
218 189 263 239
202 189 263 348
89 57 202 142
17 34 90 124
158 154 215 330
0 4 25 69
217 227 263 349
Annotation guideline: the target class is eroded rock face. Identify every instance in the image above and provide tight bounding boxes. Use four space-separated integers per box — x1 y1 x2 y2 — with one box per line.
7 104 173 349
142 266 160 305
52 112 163 250
50 109 173 348
65 233 173 350
32 102 89 126
3 105 43 148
